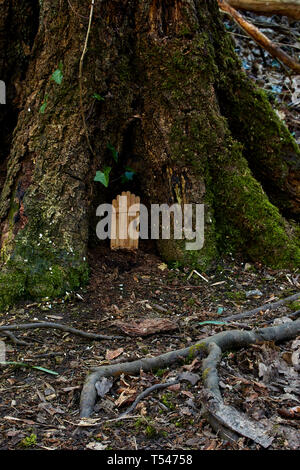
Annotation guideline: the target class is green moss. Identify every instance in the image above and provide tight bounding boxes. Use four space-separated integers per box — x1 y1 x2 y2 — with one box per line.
187 342 207 362
145 425 158 438
0 271 26 310
202 367 210 381
288 301 300 312
210 136 300 268
155 368 167 378
20 433 37 448
214 28 300 217
226 291 246 302
0 243 89 311
161 392 176 410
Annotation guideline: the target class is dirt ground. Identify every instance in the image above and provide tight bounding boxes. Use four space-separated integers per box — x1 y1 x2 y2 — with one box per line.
0 244 299 450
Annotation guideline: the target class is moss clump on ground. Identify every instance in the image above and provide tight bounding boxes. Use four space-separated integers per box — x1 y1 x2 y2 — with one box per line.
0 271 26 310
20 433 37 448
0 245 89 311
226 291 246 302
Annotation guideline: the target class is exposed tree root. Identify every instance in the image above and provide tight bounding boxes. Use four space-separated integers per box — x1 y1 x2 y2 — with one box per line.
120 379 180 418
80 319 300 446
0 330 30 346
201 342 273 447
0 322 123 342
222 292 300 322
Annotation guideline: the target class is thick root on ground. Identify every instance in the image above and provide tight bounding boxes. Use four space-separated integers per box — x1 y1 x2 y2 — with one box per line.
80 319 300 446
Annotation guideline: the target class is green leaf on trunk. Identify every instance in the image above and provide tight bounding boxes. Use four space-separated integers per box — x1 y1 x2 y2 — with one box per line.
51 62 63 85
107 143 118 162
121 171 135 183
93 93 104 101
39 102 47 114
39 94 48 114
94 167 111 187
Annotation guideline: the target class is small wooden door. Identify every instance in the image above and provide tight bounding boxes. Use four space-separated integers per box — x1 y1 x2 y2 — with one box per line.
110 191 140 250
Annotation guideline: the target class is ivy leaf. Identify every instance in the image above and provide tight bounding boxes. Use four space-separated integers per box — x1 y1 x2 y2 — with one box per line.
51 62 63 85
122 171 135 183
94 167 111 187
121 167 136 183
93 93 104 101
39 94 48 114
39 101 47 114
107 143 118 162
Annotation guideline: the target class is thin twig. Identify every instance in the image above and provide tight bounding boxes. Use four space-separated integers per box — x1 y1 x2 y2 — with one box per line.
120 379 180 417
79 0 96 157
221 292 300 322
0 322 123 341
67 0 89 19
0 330 30 346
264 309 300 324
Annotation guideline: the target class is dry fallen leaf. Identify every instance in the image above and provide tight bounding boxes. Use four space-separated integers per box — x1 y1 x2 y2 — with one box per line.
168 383 181 392
95 377 113 397
182 358 201 371
105 347 124 361
158 263 168 271
86 442 108 450
115 390 136 407
115 318 177 336
77 418 101 427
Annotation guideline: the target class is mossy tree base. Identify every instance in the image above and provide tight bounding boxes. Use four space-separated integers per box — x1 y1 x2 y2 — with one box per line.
0 0 299 310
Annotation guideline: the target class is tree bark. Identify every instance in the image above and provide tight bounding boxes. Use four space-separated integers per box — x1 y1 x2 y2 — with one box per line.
0 0 299 309
0 0 39 191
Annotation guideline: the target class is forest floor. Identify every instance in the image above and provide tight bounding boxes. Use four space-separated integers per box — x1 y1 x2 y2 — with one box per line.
0 245 299 450
0 13 299 451
224 11 300 143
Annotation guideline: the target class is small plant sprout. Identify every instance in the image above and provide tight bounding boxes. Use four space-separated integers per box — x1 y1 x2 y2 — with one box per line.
51 62 63 85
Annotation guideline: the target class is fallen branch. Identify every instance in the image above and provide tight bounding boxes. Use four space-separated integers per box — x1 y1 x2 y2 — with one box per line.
227 0 300 20
221 292 300 322
218 0 300 73
80 318 300 445
0 322 123 341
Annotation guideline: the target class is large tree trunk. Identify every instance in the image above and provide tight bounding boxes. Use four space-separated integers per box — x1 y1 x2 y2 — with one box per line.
0 0 299 309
